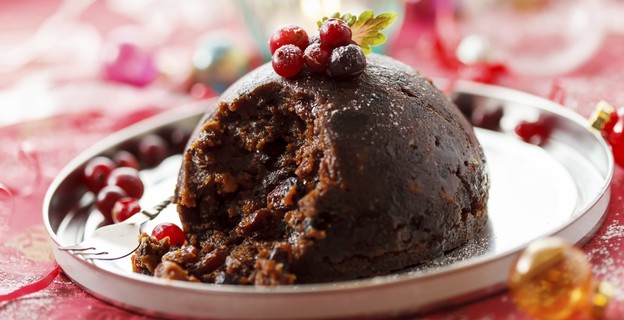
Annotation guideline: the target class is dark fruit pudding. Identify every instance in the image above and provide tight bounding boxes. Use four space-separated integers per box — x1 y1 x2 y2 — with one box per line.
131 54 489 285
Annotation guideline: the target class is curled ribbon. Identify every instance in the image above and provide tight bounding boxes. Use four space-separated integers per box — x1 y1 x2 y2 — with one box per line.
0 264 61 302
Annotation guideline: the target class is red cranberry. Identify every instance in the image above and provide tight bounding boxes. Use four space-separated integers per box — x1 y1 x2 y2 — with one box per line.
471 107 503 130
269 25 309 54
83 156 117 193
272 44 304 78
169 128 191 153
515 119 550 145
319 19 352 48
96 185 127 218
107 167 144 198
152 223 186 247
138 134 169 167
326 44 367 80
308 35 320 45
304 42 332 73
113 150 140 170
112 197 141 223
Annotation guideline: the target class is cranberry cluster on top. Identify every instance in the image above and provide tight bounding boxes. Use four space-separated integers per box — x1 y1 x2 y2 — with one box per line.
269 19 366 80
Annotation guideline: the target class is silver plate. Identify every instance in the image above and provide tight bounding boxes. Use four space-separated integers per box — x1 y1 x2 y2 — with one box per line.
43 81 613 319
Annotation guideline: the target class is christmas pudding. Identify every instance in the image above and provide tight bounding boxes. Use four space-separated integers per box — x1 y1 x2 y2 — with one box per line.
132 13 489 285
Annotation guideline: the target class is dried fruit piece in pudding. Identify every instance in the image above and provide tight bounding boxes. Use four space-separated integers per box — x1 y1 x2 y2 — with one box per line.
154 261 199 282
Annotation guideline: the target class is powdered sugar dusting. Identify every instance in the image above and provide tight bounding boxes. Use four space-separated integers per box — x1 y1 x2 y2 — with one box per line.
405 231 492 275
367 229 493 281
602 223 624 241
587 218 624 303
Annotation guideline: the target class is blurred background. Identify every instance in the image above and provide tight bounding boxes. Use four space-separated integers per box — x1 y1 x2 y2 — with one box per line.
1 0 624 126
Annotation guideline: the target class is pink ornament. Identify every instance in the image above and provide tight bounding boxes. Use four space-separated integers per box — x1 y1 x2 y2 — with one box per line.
102 40 158 87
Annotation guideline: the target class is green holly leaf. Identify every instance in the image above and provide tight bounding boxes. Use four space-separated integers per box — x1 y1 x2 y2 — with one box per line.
350 10 398 55
317 12 356 28
317 10 398 55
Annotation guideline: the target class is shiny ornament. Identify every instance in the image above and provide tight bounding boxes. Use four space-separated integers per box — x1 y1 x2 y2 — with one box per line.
510 237 613 319
102 27 158 87
191 34 249 93
589 100 617 133
589 100 624 167
455 0 605 76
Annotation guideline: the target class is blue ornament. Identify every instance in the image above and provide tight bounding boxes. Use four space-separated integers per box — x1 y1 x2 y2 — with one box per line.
191 34 249 93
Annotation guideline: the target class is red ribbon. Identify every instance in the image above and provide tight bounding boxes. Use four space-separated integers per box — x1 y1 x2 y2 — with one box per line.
0 264 61 302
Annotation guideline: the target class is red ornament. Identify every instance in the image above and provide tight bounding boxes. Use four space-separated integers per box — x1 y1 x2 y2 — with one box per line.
590 100 624 167
603 109 624 167
604 111 619 137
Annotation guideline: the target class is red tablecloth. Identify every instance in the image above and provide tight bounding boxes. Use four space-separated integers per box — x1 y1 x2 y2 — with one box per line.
2 2 624 319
